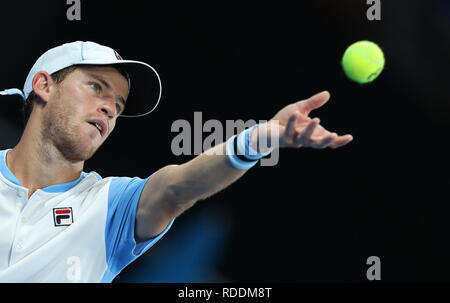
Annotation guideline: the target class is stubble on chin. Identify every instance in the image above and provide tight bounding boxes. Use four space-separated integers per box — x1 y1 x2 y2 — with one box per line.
40 104 100 163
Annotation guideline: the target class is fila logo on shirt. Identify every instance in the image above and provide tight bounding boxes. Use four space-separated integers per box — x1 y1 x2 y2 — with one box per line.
53 207 73 227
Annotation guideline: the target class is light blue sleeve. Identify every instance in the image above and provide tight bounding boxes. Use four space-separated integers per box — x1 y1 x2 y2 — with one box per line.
102 173 175 282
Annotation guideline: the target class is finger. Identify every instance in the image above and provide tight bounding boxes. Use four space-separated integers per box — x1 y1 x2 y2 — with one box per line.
285 112 299 139
294 118 320 145
329 134 353 149
297 91 330 115
312 133 338 149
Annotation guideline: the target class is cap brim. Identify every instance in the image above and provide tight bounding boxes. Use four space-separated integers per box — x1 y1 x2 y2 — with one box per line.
74 59 162 118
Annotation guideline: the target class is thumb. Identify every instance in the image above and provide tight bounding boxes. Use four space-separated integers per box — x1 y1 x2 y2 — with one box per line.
298 91 330 115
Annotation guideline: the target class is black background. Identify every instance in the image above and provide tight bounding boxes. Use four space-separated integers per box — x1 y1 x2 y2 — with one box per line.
1 0 449 282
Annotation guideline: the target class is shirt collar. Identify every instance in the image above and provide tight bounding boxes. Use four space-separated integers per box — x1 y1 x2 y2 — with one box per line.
0 149 86 193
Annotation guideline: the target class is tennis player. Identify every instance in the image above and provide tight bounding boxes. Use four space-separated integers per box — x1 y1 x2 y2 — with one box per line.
0 41 353 282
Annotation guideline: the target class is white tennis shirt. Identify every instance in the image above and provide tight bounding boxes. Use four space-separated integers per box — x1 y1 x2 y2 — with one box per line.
0 149 174 282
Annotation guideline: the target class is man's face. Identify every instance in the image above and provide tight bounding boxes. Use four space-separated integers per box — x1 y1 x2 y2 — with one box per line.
41 66 129 162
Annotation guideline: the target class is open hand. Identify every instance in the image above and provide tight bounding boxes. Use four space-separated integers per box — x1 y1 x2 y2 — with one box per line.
265 91 353 149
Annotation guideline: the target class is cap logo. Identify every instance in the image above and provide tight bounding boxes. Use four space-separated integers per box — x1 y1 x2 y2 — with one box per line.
53 207 73 226
114 50 123 60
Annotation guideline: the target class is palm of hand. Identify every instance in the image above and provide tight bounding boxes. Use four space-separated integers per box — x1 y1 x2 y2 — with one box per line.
270 91 353 149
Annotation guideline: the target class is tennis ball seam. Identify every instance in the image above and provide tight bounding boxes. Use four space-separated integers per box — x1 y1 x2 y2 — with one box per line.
343 49 384 66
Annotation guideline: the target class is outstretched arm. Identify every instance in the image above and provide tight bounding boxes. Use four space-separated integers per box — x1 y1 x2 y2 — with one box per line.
135 91 353 240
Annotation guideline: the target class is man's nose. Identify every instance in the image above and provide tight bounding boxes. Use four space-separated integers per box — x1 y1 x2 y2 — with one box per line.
99 97 116 118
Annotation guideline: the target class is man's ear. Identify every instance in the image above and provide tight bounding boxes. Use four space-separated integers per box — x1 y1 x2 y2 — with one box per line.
32 71 54 103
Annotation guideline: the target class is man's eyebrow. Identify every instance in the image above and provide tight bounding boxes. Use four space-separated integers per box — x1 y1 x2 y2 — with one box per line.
87 73 127 105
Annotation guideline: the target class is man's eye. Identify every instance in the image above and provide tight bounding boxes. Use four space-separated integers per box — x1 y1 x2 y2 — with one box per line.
90 83 101 92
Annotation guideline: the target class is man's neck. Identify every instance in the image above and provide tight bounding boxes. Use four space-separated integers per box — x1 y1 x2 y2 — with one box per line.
7 135 84 198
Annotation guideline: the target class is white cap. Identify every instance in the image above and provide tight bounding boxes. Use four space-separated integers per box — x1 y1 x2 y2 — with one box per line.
2 41 162 118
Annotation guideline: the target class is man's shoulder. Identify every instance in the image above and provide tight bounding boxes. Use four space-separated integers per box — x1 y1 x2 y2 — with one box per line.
82 173 149 192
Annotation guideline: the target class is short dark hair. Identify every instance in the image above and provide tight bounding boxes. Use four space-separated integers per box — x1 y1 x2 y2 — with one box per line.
22 65 130 127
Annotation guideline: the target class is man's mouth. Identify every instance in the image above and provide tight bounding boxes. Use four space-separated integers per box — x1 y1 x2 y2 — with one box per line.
87 119 106 136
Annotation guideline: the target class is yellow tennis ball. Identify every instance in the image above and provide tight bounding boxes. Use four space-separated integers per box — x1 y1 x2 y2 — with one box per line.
342 40 385 84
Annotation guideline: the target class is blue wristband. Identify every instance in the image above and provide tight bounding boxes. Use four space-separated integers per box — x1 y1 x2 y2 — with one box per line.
226 135 259 170
236 124 273 161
